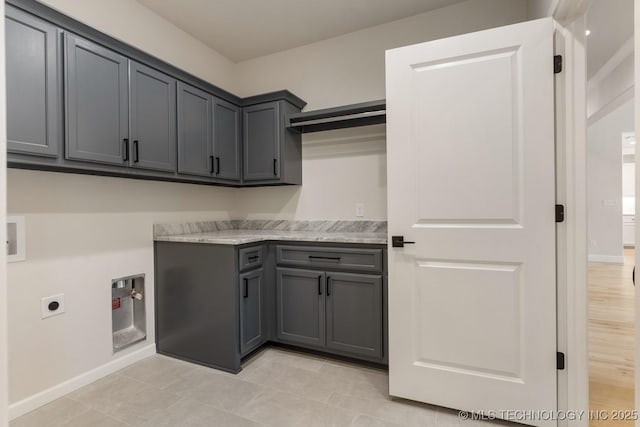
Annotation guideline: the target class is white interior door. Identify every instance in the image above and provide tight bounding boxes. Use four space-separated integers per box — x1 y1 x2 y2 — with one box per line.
386 18 557 426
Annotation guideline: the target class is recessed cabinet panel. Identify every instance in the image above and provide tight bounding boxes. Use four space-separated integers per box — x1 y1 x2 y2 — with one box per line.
243 102 280 181
240 268 266 356
177 82 213 177
276 268 325 347
326 273 383 358
65 34 129 166
130 61 176 172
6 6 60 157
213 98 241 181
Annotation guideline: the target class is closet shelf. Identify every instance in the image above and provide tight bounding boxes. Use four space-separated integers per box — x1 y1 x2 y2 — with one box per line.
286 99 386 133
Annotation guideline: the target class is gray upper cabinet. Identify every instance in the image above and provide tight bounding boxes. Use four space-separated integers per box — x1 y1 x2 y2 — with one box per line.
6 6 60 157
243 102 280 181
325 273 383 359
177 82 213 177
213 98 241 181
129 61 176 172
276 268 325 348
239 267 267 356
243 100 302 185
65 33 129 166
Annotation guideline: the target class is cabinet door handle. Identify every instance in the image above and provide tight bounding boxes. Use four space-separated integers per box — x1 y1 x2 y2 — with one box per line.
216 157 220 175
309 255 341 262
248 255 259 262
273 158 278 176
123 138 129 162
326 276 331 296
133 140 139 163
318 275 322 295
243 278 248 298
210 156 215 174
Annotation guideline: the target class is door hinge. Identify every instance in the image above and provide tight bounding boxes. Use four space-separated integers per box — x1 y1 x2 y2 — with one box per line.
555 205 565 223
554 55 563 74
557 352 565 370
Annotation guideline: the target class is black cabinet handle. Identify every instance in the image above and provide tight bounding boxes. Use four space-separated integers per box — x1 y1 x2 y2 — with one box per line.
123 138 129 162
133 140 139 163
327 276 331 296
210 156 215 174
273 158 278 176
243 278 248 298
216 157 220 175
308 255 341 262
248 255 259 262
318 275 322 295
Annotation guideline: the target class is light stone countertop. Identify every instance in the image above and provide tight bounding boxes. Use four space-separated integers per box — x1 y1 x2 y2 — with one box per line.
153 220 388 245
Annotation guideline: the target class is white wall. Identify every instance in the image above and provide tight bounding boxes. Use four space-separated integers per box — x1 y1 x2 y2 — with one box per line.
6 0 529 412
587 39 634 125
234 0 527 220
587 98 635 261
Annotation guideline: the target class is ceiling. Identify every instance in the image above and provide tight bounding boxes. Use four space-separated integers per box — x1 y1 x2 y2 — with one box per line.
586 0 634 78
136 0 466 62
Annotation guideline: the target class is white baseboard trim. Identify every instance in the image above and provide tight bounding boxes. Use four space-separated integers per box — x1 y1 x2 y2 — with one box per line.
588 254 625 263
8 343 156 420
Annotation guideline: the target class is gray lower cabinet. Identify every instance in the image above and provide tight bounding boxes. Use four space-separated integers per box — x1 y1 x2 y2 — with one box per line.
177 82 213 177
129 61 176 172
155 241 386 373
155 241 242 373
276 268 325 347
276 267 383 360
325 273 383 359
65 33 129 166
240 267 267 356
213 98 241 181
6 6 60 158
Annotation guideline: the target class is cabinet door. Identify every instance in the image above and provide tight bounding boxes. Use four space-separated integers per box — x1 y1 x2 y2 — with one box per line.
240 268 266 356
65 34 128 166
326 273 382 359
243 102 280 181
213 98 241 181
177 82 213 177
130 61 176 172
6 6 60 157
276 268 324 347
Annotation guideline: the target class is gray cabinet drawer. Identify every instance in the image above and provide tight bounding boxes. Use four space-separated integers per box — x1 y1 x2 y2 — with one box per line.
239 245 263 271
276 245 383 273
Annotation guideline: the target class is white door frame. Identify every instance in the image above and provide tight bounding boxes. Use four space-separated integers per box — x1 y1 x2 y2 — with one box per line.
635 0 640 420
0 1 9 426
550 1 590 426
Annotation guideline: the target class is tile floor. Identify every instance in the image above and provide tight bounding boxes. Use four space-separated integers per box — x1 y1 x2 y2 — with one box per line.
11 346 509 427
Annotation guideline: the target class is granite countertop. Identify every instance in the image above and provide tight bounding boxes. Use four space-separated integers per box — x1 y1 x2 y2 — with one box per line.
153 220 388 245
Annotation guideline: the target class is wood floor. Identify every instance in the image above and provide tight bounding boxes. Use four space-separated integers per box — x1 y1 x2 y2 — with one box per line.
589 248 635 426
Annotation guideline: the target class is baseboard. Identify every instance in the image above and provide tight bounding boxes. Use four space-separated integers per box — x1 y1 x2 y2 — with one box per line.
588 254 625 263
8 343 156 420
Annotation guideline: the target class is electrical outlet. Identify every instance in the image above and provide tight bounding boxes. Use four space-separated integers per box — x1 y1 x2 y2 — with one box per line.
355 203 365 217
590 239 597 248
41 294 65 319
